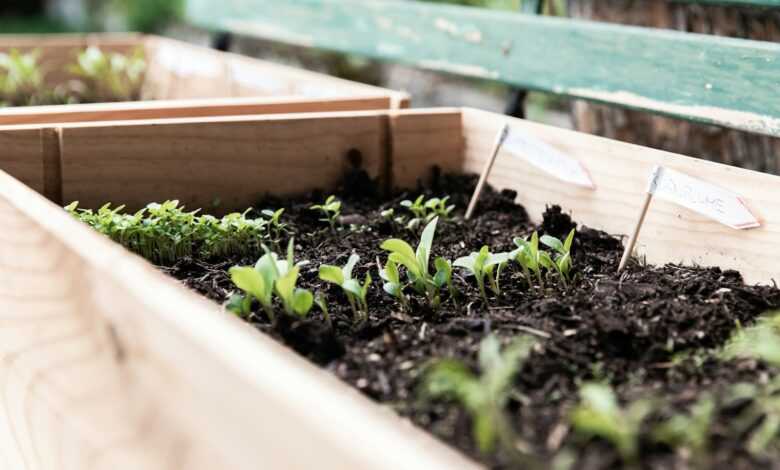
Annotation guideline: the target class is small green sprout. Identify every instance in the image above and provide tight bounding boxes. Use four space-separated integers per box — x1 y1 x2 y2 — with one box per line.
380 217 442 306
454 246 512 304
379 258 409 310
397 195 455 231
228 240 312 324
512 232 550 289
261 208 289 250
570 383 653 464
319 254 372 323
722 311 780 366
310 195 342 231
226 293 252 318
68 46 146 102
434 257 458 305
0 49 47 106
652 393 715 466
314 292 332 328
420 335 537 456
540 228 576 286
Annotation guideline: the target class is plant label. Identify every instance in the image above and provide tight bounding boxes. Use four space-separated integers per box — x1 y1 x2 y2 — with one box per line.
503 127 595 189
647 165 760 230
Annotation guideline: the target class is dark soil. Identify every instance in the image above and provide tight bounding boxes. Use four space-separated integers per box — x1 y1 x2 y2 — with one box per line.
161 172 780 469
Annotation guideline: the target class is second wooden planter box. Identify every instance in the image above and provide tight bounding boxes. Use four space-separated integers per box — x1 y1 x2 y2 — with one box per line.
0 34 408 125
0 108 778 469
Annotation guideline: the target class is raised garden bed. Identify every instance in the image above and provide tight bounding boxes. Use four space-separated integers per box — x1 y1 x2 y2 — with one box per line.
1 108 779 469
0 34 407 124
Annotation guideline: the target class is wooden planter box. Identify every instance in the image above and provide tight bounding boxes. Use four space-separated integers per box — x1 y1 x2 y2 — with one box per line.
0 34 408 125
0 108 778 470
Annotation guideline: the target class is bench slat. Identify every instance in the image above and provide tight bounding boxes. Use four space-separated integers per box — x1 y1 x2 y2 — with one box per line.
186 0 780 136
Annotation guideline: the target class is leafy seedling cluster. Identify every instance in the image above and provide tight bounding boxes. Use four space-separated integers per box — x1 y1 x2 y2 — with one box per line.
310 195 342 231
0 46 146 107
66 200 284 265
382 195 455 231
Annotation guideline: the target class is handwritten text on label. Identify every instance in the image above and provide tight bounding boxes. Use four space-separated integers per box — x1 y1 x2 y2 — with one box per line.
647 165 760 230
502 127 595 189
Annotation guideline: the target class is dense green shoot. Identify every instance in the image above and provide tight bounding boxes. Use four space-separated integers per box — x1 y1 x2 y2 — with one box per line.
722 311 780 366
310 195 342 231
379 258 409 309
319 254 372 323
262 208 289 250
66 200 274 265
540 228 575 285
570 383 653 464
380 217 444 306
68 46 146 102
421 335 537 456
454 246 512 304
384 195 455 231
512 232 548 288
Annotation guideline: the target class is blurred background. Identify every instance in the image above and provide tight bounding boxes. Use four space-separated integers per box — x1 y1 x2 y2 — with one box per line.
3 0 779 173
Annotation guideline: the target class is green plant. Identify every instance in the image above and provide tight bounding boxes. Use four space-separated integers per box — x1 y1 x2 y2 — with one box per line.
722 311 780 366
420 334 537 456
434 257 458 305
319 254 372 323
314 292 332 328
652 393 715 466
0 49 58 106
261 208 289 250
379 258 409 310
454 246 512 304
540 229 575 286
725 380 780 457
310 195 342 231
570 383 653 465
512 232 553 289
228 240 312 324
399 195 455 230
66 200 270 265
380 217 447 306
68 46 146 102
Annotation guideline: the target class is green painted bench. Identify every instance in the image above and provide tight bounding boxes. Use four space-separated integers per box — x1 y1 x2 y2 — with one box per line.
184 0 780 137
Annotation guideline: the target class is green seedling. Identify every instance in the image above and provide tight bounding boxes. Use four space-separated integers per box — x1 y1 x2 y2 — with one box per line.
434 257 458 305
380 217 442 306
229 240 311 323
0 49 47 106
722 311 780 366
652 393 715 466
319 254 372 323
512 232 551 289
570 383 653 465
726 380 780 457
540 228 576 286
454 246 512 304
398 195 455 230
314 292 332 328
420 334 537 457
261 208 289 250
379 258 409 310
68 46 146 102
310 195 342 231
226 293 252 318
67 200 269 265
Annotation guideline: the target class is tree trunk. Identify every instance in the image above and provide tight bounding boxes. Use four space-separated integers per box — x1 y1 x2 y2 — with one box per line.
567 0 780 174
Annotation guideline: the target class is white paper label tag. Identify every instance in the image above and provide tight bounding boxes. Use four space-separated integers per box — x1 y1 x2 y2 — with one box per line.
155 43 222 78
647 165 760 230
503 127 595 189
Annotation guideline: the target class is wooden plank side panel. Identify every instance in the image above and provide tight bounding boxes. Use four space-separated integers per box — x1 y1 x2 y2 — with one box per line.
185 0 780 135
390 108 464 189
59 113 389 212
461 108 780 285
0 169 479 470
0 128 45 194
0 96 393 126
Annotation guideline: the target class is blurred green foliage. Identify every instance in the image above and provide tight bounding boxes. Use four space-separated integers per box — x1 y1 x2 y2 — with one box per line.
0 16 73 34
422 0 523 8
110 0 184 33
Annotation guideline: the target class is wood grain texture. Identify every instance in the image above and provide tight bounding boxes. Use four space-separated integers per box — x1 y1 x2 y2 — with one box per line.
57 112 389 212
0 96 392 126
460 108 780 285
0 169 478 470
0 128 45 194
184 0 780 135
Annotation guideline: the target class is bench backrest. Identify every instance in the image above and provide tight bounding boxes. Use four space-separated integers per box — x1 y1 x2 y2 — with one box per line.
184 0 780 137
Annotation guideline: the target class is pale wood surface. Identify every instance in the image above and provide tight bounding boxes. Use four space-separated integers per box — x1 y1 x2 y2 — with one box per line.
0 96 392 126
0 169 478 470
460 108 780 285
56 112 390 211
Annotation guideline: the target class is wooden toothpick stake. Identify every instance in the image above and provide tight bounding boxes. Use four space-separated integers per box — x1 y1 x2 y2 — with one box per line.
618 166 663 273
465 123 510 220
